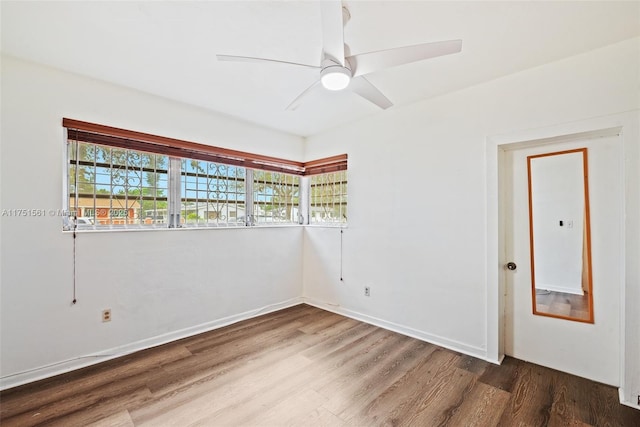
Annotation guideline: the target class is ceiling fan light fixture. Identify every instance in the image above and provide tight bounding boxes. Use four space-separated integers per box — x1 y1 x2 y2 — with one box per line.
320 66 351 91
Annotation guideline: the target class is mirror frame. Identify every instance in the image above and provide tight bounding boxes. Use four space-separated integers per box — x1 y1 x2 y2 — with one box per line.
527 148 594 323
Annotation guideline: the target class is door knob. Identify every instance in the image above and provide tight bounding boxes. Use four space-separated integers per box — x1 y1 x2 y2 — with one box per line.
506 262 517 271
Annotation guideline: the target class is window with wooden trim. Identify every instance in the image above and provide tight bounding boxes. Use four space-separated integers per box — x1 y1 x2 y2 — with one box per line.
309 170 348 225
63 119 346 230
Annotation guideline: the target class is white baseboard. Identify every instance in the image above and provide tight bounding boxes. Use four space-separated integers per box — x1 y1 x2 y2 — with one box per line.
619 388 640 410
303 297 490 363
535 284 584 295
0 297 304 391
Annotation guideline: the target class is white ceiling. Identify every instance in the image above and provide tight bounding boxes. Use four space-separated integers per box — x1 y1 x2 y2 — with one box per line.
2 1 639 137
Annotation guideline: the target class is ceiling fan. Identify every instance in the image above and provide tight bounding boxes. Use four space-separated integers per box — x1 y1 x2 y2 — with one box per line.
216 1 462 110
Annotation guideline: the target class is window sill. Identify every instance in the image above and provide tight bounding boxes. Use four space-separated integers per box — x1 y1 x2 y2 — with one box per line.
63 223 306 234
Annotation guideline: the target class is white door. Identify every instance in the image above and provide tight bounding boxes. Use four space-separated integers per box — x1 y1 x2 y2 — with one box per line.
503 134 622 386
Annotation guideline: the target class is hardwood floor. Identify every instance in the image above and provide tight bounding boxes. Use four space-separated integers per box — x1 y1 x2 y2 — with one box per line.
1 304 638 426
535 290 590 320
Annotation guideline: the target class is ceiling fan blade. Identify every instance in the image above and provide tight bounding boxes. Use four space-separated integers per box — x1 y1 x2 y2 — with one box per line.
348 39 462 77
286 80 321 111
349 76 393 109
320 1 345 66
216 54 320 70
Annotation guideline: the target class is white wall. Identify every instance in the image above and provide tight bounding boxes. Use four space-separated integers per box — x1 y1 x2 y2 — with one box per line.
530 153 585 294
303 37 640 407
0 56 305 389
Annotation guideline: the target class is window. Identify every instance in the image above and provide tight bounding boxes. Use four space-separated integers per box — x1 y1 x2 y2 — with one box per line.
68 141 169 227
63 118 346 230
181 160 246 227
253 171 300 224
309 170 347 225
67 142 249 229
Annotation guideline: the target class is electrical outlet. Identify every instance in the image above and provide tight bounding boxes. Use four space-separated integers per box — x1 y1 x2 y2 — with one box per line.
364 286 370 297
102 309 112 322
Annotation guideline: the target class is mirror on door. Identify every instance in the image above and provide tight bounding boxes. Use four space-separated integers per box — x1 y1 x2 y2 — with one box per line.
527 148 594 323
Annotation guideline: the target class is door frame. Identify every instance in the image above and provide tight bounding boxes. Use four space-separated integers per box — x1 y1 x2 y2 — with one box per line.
485 112 638 406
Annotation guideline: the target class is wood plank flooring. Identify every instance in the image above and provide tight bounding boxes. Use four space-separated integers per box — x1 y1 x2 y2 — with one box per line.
535 290 590 320
1 304 638 426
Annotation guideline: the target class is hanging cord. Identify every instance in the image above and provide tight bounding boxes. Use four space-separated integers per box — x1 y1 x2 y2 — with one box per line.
72 229 77 304
340 229 344 281
71 131 79 305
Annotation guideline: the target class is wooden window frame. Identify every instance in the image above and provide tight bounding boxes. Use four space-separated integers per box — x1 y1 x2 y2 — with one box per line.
63 118 346 176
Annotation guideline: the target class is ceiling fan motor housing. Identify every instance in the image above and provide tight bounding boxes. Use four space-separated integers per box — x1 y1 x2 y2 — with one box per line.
320 59 352 91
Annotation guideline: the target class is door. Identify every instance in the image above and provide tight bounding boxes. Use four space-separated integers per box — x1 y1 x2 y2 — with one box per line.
503 134 622 386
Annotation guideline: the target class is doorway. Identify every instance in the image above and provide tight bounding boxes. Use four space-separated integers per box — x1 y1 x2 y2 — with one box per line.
499 131 622 386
